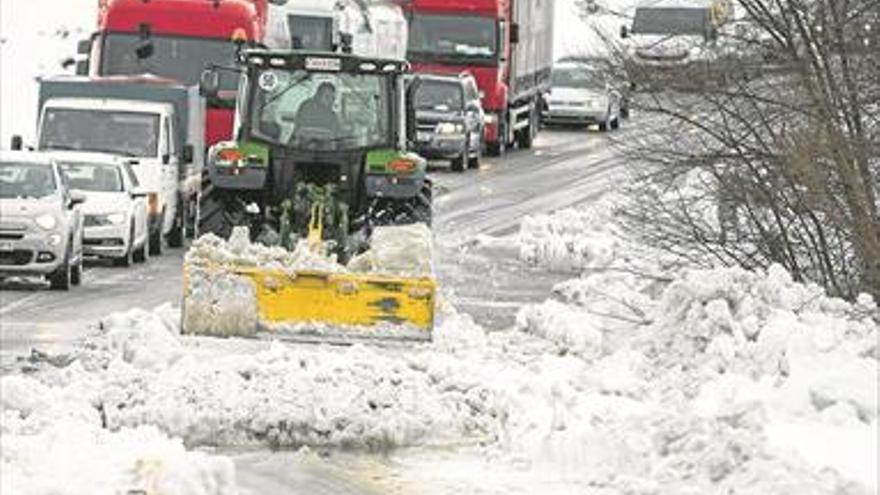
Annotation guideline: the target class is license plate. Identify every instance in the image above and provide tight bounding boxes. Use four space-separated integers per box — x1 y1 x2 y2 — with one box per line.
0 241 14 252
416 131 432 142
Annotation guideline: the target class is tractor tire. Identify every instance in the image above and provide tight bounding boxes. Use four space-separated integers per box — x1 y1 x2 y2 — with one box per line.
372 180 432 227
197 186 248 240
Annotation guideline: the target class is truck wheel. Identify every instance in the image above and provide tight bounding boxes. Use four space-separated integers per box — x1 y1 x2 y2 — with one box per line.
49 249 71 290
149 214 164 256
516 109 536 149
486 117 507 156
167 195 185 248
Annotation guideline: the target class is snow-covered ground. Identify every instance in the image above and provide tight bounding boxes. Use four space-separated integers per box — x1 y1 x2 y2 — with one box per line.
3 191 876 493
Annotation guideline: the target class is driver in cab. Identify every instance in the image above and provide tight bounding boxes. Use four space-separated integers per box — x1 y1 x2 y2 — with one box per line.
294 82 342 136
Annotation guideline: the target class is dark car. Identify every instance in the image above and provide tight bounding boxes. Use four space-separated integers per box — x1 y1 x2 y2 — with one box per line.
412 73 484 172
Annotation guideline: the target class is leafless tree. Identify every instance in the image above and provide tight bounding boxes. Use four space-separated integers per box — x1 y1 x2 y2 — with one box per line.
608 0 879 299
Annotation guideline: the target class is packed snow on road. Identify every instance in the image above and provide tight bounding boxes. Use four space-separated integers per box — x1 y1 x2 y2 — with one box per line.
3 191 876 494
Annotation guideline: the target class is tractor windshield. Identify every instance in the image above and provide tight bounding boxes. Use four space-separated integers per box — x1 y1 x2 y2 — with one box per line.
248 69 392 151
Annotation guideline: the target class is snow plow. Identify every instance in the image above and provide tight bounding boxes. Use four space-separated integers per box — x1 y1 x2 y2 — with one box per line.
180 49 436 341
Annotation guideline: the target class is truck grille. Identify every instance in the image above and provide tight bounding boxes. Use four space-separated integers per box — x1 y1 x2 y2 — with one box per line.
0 249 33 266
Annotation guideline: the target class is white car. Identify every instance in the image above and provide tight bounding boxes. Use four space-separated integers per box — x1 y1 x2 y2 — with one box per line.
0 151 86 289
56 153 150 266
542 61 622 132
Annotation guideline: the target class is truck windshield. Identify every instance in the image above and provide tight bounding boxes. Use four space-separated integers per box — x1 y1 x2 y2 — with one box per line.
101 33 239 90
40 109 160 158
408 14 498 64
249 69 392 151
288 15 334 51
415 80 463 110
59 163 124 193
0 162 57 199
632 8 710 36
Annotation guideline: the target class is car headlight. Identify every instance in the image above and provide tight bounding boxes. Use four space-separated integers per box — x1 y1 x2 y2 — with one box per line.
436 122 464 135
35 214 57 230
106 212 127 225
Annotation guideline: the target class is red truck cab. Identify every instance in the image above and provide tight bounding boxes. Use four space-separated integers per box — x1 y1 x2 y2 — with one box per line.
402 0 553 155
82 0 267 146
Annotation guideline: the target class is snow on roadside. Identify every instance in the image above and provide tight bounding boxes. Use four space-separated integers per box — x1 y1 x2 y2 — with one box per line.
511 191 878 493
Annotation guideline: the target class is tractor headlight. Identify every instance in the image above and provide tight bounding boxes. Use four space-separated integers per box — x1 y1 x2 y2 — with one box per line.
436 122 464 135
106 212 127 225
35 214 57 230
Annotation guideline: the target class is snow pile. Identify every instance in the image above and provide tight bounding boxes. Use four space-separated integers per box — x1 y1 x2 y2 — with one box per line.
518 193 647 272
510 262 878 493
1 373 236 495
21 306 504 453
187 227 345 273
348 223 433 275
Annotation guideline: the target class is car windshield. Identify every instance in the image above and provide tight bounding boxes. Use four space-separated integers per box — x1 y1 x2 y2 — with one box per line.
59 163 123 193
249 69 392 151
551 67 605 89
408 14 498 64
632 7 710 36
39 109 160 158
101 33 239 90
416 81 463 110
0 162 57 199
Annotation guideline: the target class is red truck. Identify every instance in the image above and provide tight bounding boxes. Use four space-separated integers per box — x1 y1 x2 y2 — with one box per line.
400 0 554 155
76 0 267 147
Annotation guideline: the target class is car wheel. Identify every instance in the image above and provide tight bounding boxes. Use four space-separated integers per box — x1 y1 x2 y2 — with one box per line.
610 115 620 130
49 248 71 291
468 135 481 170
133 232 149 263
115 224 135 267
71 251 83 286
598 120 609 132
450 151 466 172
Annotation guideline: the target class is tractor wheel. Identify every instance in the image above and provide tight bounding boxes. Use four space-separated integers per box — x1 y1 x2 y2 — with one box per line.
371 180 432 227
197 186 248 240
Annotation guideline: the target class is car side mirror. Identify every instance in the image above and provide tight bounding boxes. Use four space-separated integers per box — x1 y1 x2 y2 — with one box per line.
135 40 154 60
620 25 629 39
69 190 87 207
199 69 220 98
130 187 148 198
10 135 23 151
181 144 194 164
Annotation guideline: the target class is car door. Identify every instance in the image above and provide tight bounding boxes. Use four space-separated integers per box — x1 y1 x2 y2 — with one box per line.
124 163 148 246
56 164 82 258
160 114 178 233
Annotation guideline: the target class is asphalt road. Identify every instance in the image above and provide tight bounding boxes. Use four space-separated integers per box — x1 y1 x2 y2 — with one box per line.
0 113 663 493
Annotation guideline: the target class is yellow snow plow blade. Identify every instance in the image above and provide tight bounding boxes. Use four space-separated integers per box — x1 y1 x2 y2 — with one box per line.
250 268 435 329
181 263 436 341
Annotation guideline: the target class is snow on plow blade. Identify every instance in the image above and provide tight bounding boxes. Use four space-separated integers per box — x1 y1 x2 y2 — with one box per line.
181 263 436 342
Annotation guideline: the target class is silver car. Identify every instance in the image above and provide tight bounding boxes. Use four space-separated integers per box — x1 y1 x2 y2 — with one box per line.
542 61 623 131
0 151 86 289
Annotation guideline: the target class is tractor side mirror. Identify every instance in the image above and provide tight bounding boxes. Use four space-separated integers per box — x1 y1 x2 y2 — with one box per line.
199 69 220 98
620 25 629 39
404 76 422 146
181 144 194 164
10 135 23 151
69 190 87 207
